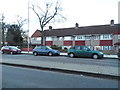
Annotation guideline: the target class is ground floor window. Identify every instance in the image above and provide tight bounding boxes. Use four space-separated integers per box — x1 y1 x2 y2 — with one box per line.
86 46 113 50
100 46 112 50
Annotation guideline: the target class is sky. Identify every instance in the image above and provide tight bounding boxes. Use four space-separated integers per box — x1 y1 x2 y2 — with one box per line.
0 0 119 36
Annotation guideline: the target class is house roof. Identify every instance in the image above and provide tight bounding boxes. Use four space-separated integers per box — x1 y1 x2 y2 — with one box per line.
31 24 120 37
31 29 42 37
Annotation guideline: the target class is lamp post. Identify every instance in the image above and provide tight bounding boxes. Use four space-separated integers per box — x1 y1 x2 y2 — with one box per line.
1 14 5 46
27 0 30 53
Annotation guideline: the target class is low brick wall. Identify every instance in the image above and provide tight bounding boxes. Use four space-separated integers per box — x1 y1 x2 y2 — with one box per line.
21 48 33 51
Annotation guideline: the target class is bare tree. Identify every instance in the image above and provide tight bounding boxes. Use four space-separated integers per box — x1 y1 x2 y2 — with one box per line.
16 15 27 30
15 15 28 47
31 1 66 45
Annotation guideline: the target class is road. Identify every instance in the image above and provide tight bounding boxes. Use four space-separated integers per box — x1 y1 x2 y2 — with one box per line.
2 65 118 88
2 54 119 67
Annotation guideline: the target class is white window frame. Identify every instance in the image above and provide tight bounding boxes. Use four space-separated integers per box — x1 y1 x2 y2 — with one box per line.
36 37 41 41
58 37 63 40
93 35 100 40
100 34 112 40
100 46 112 50
64 36 73 40
46 37 52 41
52 37 58 41
118 35 120 39
75 35 85 40
85 36 90 40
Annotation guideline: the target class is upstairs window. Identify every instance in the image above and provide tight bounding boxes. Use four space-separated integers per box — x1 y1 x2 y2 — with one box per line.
64 36 73 40
100 35 112 40
76 35 85 40
46 37 52 41
52 37 58 41
93 35 100 40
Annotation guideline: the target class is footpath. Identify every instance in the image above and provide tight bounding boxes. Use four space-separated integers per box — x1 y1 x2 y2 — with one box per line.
1 51 119 79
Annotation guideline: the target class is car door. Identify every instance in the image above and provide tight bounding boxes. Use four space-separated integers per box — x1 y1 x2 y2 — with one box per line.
80 46 93 57
75 46 84 57
41 46 48 55
36 46 42 54
4 46 10 53
75 46 92 57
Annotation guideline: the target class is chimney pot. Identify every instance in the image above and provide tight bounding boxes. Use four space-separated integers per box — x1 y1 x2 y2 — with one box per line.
49 26 52 30
75 23 79 29
110 20 114 26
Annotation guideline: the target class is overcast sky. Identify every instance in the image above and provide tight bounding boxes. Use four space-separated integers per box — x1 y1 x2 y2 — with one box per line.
0 0 119 36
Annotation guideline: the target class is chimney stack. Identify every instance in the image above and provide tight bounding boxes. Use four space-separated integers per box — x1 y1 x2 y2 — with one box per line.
49 26 52 30
75 23 79 29
110 20 114 26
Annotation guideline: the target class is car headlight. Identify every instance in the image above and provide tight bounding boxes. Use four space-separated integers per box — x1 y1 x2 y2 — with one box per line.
99 52 103 54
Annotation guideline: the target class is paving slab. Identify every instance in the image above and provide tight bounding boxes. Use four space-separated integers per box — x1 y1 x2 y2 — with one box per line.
1 58 119 77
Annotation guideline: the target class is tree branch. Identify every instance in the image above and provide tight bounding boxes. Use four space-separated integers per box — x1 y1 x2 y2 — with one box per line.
32 5 42 27
43 7 58 26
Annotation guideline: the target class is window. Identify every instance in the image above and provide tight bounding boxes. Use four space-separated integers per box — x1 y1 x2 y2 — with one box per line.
100 35 112 40
101 46 112 50
37 37 41 41
85 36 90 40
64 36 73 40
118 35 120 39
76 35 85 40
77 46 88 50
93 35 100 40
32 38 36 40
52 37 58 41
58 37 63 40
46 37 52 41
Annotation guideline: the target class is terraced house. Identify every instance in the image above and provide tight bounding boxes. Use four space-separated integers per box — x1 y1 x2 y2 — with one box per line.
31 20 120 53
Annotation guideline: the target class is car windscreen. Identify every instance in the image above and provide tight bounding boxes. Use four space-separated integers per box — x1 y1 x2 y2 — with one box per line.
46 46 52 50
10 47 18 49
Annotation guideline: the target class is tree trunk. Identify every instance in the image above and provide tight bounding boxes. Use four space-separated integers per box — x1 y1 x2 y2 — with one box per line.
41 26 44 46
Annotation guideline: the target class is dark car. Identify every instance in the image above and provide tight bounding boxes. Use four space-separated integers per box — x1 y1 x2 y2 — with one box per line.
1 46 21 54
68 46 104 59
118 48 120 59
33 46 60 56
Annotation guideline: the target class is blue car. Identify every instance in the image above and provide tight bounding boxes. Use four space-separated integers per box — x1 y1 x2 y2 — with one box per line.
33 46 60 56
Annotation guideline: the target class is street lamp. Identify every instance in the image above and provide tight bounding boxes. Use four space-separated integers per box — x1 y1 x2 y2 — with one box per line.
27 0 30 53
1 14 5 46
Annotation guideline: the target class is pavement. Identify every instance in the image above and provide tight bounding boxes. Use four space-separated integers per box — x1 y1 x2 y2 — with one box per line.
1 51 119 78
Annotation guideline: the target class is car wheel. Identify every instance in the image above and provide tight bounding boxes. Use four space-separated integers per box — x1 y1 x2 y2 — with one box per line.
48 52 53 56
33 52 38 56
92 54 99 59
69 53 75 58
10 52 13 55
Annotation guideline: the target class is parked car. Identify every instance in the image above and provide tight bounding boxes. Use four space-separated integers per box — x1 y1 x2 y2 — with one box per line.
67 46 104 59
1 46 21 54
118 48 120 59
33 46 60 56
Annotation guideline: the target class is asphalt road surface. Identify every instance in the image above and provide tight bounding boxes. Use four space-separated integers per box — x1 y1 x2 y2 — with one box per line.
2 65 118 88
2 54 119 67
